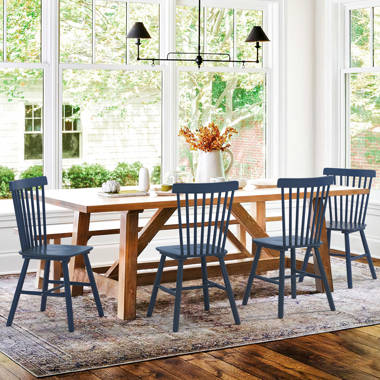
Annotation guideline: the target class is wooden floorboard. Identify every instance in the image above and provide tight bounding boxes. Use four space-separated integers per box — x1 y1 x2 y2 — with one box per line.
2 257 380 379
1 326 380 380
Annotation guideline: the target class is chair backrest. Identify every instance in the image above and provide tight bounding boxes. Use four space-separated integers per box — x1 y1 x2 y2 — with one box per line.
9 176 48 251
172 181 239 257
277 176 334 249
323 168 376 226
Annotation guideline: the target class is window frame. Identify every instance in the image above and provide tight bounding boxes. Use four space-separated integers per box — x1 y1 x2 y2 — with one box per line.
0 0 284 189
171 0 283 180
57 0 165 188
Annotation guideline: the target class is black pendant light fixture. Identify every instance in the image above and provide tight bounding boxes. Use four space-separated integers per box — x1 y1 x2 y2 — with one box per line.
127 0 270 68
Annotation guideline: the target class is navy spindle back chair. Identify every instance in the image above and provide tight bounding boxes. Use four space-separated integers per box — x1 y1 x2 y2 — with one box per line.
147 181 240 332
11 176 48 252
243 176 336 318
7 176 104 332
299 168 377 288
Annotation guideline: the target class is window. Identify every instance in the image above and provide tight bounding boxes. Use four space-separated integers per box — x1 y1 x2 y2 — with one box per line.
176 3 267 179
24 104 43 160
62 105 81 159
59 0 162 177
0 1 43 176
345 5 380 188
0 0 277 190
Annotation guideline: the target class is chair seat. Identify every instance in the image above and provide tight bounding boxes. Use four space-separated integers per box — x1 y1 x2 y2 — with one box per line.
253 236 322 250
326 221 366 232
21 244 93 260
156 244 227 259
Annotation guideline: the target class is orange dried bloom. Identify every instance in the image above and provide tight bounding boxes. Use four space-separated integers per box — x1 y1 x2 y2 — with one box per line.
179 122 238 152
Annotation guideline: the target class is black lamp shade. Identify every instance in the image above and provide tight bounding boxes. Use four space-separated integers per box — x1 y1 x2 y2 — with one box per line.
245 26 270 42
127 22 151 39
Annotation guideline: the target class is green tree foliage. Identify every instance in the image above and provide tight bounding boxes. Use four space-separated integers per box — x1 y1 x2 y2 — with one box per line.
150 165 161 185
0 166 16 183
111 162 143 186
0 166 15 199
6 0 41 62
63 163 111 188
0 1 41 101
351 8 371 67
20 165 43 179
62 161 144 188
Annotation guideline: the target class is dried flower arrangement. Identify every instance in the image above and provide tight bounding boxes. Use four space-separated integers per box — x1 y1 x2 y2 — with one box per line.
179 122 238 152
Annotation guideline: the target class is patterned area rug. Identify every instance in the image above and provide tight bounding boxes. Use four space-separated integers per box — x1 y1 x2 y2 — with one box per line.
0 257 379 378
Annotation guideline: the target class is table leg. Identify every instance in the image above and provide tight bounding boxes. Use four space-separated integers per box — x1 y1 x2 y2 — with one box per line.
252 201 266 253
118 210 141 320
312 215 333 292
70 211 90 296
232 203 278 259
238 225 247 249
255 201 266 231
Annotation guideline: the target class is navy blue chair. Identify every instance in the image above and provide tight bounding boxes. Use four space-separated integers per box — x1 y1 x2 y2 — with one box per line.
243 176 336 318
7 176 103 332
299 168 377 288
147 181 240 332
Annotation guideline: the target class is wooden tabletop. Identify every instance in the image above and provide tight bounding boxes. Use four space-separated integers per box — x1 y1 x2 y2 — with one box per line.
44 186 369 214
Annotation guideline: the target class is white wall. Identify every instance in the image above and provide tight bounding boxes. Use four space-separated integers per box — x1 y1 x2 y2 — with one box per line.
283 0 380 259
285 0 315 177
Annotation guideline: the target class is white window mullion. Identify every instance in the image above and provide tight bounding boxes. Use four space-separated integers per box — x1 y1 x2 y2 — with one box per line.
3 0 6 62
232 9 237 65
345 7 351 69
126 1 129 64
203 5 206 54
92 0 96 64
42 0 60 189
344 72 351 169
370 6 374 67
161 0 177 180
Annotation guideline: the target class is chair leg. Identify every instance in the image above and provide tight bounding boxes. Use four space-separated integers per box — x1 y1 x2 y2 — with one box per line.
7 258 30 327
173 260 184 332
360 230 377 280
242 246 262 305
147 255 166 317
219 257 240 325
83 254 104 317
298 247 311 283
40 260 51 312
200 256 210 311
314 247 335 311
344 232 353 289
278 251 285 319
62 261 74 332
290 248 297 299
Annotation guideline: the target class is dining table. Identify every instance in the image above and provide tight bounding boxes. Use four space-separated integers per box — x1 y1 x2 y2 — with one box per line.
44 184 368 320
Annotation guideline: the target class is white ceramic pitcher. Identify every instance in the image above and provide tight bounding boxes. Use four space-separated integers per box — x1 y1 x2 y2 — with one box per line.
195 149 234 182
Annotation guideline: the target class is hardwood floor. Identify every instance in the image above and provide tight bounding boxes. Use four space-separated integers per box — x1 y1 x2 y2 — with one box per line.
2 255 380 380
0 325 380 379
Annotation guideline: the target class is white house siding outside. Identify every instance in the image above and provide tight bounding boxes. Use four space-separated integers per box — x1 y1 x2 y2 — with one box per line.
0 96 162 175
69 102 161 171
